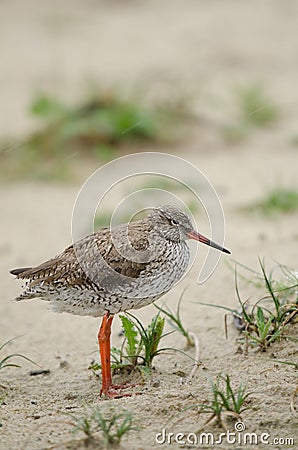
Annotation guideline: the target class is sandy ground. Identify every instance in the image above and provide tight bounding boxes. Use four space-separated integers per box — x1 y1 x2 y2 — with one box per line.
0 1 298 449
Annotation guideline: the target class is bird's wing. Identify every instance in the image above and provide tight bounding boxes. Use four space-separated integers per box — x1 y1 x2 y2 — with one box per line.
11 222 151 290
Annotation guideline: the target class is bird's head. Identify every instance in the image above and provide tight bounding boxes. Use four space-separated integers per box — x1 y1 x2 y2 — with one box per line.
148 205 231 254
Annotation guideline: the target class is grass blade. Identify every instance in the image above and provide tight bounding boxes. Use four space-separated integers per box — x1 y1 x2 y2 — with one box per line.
258 258 280 318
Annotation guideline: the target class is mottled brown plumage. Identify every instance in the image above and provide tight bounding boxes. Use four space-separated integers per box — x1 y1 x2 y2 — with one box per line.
12 221 151 288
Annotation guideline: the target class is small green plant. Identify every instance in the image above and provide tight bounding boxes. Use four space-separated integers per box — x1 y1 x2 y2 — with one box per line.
89 311 198 386
71 410 94 440
120 312 167 370
199 259 297 351
197 374 251 430
119 315 141 367
247 188 298 215
246 306 282 350
155 290 194 347
68 406 135 447
0 338 36 370
93 409 134 446
230 259 298 303
231 259 298 316
241 260 297 349
89 312 171 378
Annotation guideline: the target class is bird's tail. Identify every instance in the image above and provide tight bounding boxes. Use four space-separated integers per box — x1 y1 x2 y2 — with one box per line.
10 267 32 277
10 267 37 301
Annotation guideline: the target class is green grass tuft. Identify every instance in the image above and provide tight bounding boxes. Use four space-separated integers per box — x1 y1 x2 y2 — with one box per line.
116 312 168 370
200 374 251 417
199 259 297 352
67 406 136 447
89 312 171 377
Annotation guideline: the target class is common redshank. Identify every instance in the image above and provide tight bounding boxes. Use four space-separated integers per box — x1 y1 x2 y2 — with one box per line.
10 205 230 397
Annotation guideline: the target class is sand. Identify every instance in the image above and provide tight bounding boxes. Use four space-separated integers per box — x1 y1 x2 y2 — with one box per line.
0 1 297 449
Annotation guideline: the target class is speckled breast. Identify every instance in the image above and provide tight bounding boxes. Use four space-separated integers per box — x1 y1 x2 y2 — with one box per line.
113 240 191 308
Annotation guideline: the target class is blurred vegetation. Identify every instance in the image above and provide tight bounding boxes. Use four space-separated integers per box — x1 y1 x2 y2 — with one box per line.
289 134 298 147
0 89 193 182
246 188 298 216
221 83 279 143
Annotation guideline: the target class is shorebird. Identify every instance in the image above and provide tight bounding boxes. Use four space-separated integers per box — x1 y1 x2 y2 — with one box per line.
10 205 230 398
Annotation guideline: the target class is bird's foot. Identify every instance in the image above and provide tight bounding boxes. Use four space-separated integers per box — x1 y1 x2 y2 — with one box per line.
100 383 142 399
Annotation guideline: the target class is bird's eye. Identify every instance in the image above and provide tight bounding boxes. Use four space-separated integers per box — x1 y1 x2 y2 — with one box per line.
170 219 178 226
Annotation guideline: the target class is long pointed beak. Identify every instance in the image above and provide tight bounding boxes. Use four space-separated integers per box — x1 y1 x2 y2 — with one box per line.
187 230 231 254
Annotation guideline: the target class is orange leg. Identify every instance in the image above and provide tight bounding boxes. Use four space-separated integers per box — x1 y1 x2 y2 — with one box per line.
98 312 114 397
98 312 141 398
